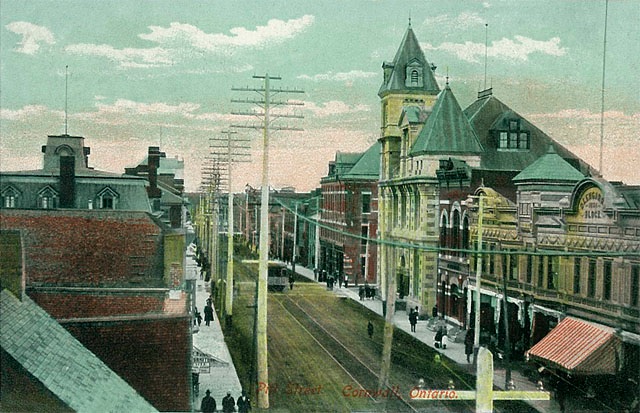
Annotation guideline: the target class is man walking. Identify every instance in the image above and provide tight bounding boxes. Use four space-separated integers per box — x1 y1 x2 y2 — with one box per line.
237 389 251 413
222 390 235 412
200 389 216 413
409 306 418 333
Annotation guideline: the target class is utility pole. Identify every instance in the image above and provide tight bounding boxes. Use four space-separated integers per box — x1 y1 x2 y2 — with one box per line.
472 194 485 365
209 130 250 328
292 201 299 273
201 155 226 309
232 74 303 409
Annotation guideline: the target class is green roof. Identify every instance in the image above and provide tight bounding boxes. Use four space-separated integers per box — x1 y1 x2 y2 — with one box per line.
514 146 585 182
1 290 157 413
342 141 381 180
409 86 483 156
378 24 439 96
463 94 594 175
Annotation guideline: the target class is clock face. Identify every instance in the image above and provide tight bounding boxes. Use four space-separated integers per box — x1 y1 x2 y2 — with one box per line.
577 186 604 221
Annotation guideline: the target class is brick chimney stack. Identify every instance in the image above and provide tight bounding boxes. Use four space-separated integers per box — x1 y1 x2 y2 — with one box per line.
147 147 164 199
59 156 76 208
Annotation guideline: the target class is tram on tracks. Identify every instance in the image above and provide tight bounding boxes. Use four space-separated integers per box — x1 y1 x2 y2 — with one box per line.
267 261 288 292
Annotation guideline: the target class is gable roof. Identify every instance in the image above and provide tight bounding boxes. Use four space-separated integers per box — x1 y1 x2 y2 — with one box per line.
1 289 157 412
464 94 595 175
342 141 381 180
514 146 585 182
409 86 483 156
378 25 439 96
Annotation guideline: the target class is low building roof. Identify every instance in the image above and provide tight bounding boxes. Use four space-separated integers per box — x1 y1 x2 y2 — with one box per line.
1 289 157 412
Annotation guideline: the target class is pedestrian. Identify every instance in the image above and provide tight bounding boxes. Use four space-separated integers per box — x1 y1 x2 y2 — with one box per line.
359 286 365 301
289 273 295 290
464 328 474 363
222 390 235 413
204 303 214 327
434 326 444 348
432 304 438 319
344 275 348 288
237 389 251 413
194 307 202 326
409 307 418 333
313 267 318 281
200 389 216 413
367 320 374 339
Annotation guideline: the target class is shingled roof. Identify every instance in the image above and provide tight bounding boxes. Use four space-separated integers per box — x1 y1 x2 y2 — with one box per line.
1 289 157 413
378 24 439 97
410 86 483 156
464 93 594 175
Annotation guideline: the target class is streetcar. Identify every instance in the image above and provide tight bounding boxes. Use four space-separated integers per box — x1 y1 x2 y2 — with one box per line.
267 262 288 292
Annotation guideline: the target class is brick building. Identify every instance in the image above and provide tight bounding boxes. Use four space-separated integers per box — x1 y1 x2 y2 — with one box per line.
319 142 380 285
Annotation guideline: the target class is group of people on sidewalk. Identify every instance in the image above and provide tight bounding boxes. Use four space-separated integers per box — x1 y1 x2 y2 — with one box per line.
200 389 251 413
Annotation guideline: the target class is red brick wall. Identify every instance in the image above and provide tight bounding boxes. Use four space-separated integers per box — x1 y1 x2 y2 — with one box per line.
0 210 164 287
63 316 191 412
28 290 166 318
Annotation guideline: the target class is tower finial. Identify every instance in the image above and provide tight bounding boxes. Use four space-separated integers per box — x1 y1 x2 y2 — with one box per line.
408 14 412 28
446 66 450 86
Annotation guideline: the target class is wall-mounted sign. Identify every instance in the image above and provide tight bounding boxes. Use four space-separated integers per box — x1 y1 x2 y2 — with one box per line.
577 186 604 221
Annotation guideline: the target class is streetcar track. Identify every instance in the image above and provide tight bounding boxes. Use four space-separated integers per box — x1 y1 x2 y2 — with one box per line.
277 294 419 413
289 289 475 413
272 296 380 407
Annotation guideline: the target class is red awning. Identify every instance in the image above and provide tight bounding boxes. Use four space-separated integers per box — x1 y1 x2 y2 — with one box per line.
527 316 621 375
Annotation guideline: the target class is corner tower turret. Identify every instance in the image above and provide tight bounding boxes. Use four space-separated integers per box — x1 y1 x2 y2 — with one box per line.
378 22 440 181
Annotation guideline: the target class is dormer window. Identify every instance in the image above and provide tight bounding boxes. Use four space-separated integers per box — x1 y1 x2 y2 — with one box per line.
38 186 58 209
97 187 118 209
496 118 530 150
1 186 20 208
405 60 423 88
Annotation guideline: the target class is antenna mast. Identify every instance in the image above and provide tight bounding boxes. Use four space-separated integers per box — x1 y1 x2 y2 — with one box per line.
65 65 68 135
484 24 488 91
599 0 609 175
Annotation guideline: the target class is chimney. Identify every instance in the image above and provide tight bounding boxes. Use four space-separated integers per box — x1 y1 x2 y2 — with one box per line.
147 147 162 199
59 156 75 208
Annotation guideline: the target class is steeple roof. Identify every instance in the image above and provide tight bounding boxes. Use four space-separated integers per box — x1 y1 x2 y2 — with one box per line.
409 86 483 156
513 146 585 182
378 24 440 97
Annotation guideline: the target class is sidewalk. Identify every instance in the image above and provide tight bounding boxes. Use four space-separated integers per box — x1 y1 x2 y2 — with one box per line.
285 262 559 413
189 256 242 410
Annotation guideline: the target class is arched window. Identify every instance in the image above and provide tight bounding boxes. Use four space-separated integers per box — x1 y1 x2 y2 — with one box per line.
462 216 470 257
451 210 460 256
411 70 419 86
439 211 449 251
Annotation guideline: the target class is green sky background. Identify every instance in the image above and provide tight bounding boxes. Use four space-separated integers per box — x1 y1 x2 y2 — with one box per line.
1 0 638 191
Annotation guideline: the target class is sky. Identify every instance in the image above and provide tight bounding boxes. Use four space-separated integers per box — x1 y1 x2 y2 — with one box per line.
1 0 639 193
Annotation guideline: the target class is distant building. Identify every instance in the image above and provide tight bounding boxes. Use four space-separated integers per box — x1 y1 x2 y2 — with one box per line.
319 142 380 285
1 134 151 211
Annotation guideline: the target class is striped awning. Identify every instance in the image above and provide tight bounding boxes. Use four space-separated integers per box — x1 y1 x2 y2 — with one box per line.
527 316 621 375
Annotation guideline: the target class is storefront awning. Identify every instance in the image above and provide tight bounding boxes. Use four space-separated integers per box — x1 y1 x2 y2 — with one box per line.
527 316 621 375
